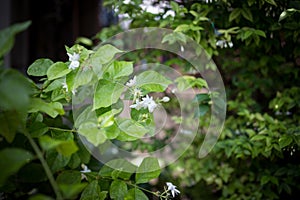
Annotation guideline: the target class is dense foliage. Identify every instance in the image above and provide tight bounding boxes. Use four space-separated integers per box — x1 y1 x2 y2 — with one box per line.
101 0 300 199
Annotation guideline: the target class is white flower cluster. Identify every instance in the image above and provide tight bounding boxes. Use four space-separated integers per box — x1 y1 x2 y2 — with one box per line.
216 40 234 48
67 52 80 70
126 76 170 113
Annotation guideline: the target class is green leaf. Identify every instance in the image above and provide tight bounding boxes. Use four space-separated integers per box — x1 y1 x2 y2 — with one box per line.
241 7 253 22
39 135 78 156
74 67 95 88
0 69 32 111
124 188 148 200
93 79 124 109
0 110 26 142
28 121 49 138
107 61 133 79
0 148 33 186
43 79 64 93
135 157 161 184
110 180 127 200
47 62 71 80
78 122 107 146
265 0 277 6
116 119 148 141
27 58 54 76
229 8 242 22
80 180 101 200
251 134 266 141
136 71 172 92
59 183 88 199
91 44 123 66
0 21 31 58
99 159 136 180
28 98 65 118
46 150 70 172
279 135 293 148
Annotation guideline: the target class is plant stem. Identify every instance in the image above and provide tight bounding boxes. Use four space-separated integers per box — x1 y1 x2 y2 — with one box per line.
24 131 63 200
49 127 76 133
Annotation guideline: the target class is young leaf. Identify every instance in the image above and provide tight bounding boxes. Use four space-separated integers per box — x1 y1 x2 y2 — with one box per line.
91 44 123 66
78 121 107 146
110 180 127 200
124 188 148 200
229 8 242 22
106 61 133 79
93 79 124 110
28 98 65 118
47 62 71 80
116 119 148 141
136 70 172 92
135 157 161 184
80 180 101 200
27 58 54 76
99 159 136 180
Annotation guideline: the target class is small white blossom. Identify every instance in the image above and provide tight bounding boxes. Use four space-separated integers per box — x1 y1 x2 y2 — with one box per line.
67 52 80 70
166 182 180 197
71 88 77 95
80 164 91 180
126 76 137 87
133 88 142 98
142 95 157 113
216 40 234 48
129 99 144 110
161 96 170 102
62 82 68 92
80 164 91 173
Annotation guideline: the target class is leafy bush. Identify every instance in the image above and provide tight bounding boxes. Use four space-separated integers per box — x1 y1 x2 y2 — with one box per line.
102 0 300 199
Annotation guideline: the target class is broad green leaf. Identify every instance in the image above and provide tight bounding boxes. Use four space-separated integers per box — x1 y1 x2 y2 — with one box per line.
47 62 71 80
116 119 148 141
251 134 266 141
0 69 32 111
43 79 64 92
99 158 136 180
57 170 82 185
66 69 77 92
93 79 124 109
0 110 26 142
27 58 54 76
78 122 107 146
136 71 172 92
59 183 88 199
39 135 78 156
28 98 65 118
46 149 70 172
74 67 95 88
0 21 31 58
91 44 123 66
80 180 101 200
229 8 242 22
74 106 97 128
0 148 33 186
28 121 49 138
110 180 127 200
103 123 120 139
124 188 148 200
279 135 293 148
135 157 161 184
106 61 133 79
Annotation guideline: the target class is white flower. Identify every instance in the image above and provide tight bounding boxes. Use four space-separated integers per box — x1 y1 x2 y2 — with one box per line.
166 182 180 197
80 164 91 173
67 52 80 70
129 99 144 110
142 95 157 113
71 88 77 95
62 82 68 92
126 76 137 87
80 164 91 180
216 40 234 48
161 96 170 102
133 88 142 98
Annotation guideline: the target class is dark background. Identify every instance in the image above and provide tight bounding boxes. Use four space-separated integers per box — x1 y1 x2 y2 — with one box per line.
0 0 117 73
